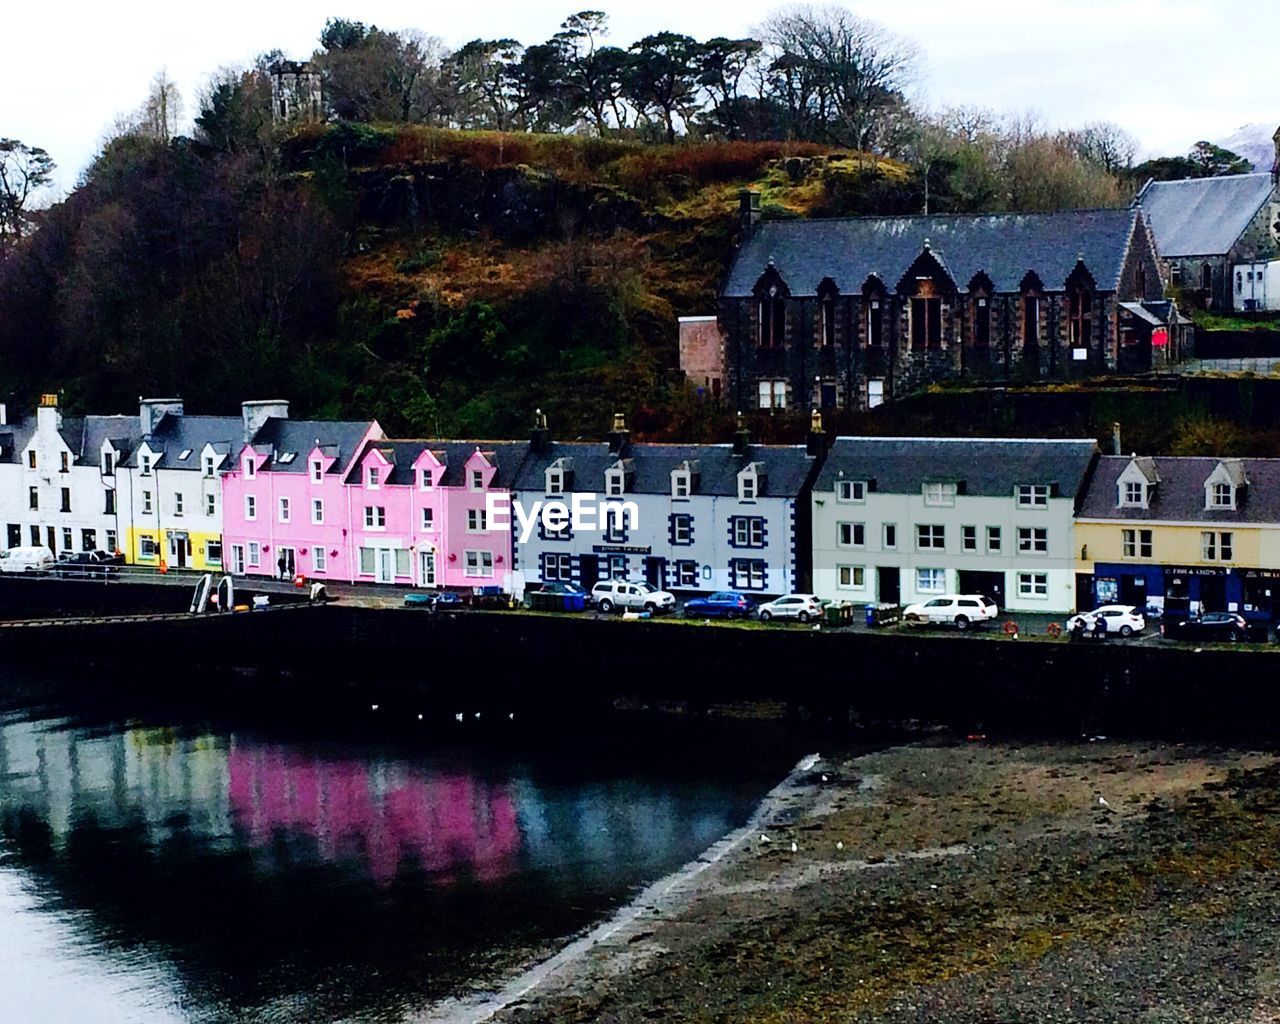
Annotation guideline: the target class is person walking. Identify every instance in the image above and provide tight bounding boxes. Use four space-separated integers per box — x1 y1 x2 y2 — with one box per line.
277 553 287 580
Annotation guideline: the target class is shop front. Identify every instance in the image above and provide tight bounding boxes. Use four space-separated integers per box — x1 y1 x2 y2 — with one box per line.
1090 563 1280 622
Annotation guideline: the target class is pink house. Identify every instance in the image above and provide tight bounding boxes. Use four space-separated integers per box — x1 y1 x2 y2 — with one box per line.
341 440 526 589
220 401 382 582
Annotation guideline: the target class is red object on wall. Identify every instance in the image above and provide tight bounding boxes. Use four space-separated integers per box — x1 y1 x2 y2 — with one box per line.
1152 327 1168 347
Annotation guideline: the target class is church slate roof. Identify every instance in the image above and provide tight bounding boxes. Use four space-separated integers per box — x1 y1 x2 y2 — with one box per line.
1135 173 1274 257
722 208 1140 297
815 437 1099 500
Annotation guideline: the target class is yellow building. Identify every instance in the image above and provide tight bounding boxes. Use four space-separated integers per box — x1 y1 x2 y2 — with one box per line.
1075 454 1280 619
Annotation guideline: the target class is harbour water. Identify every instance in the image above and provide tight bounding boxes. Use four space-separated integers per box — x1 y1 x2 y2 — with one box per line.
0 686 802 1023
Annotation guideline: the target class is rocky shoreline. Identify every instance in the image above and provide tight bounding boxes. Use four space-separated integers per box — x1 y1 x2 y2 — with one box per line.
435 739 1280 1024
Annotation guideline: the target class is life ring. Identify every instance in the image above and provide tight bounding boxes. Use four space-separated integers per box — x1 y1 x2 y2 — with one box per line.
1046 621 1063 637
1002 619 1019 636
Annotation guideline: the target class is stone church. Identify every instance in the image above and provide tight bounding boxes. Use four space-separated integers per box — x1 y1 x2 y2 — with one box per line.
703 196 1180 413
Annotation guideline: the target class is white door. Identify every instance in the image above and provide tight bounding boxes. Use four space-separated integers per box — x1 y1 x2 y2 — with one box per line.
419 550 436 587
231 545 245 574
377 548 393 584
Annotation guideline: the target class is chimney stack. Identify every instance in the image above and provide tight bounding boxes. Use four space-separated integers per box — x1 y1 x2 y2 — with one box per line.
738 189 761 235
807 408 827 458
1112 421 1122 456
732 410 751 457
530 407 551 454
241 400 290 444
37 393 62 434
607 411 630 456
139 397 184 436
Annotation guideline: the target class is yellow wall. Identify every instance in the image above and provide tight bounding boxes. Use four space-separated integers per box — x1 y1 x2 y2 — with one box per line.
124 528 224 572
1075 520 1267 573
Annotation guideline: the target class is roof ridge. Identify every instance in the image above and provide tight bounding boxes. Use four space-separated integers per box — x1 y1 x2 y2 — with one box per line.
757 207 1133 226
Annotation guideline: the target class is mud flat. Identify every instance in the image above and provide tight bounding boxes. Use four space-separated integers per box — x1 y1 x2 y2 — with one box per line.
437 740 1280 1024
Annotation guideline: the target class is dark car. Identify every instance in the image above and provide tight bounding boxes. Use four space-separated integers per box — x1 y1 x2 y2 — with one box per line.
682 591 756 620
53 550 122 578
526 582 587 612
403 590 464 610
1161 611 1269 643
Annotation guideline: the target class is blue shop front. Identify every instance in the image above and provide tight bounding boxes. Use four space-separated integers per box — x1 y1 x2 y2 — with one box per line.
1091 564 1280 621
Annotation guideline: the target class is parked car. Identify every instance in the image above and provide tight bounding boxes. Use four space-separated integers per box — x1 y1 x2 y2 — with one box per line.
902 594 999 630
591 579 676 614
1161 611 1268 643
53 550 123 578
0 546 55 574
682 591 756 620
757 593 825 623
1066 604 1145 638
403 590 464 611
526 582 587 612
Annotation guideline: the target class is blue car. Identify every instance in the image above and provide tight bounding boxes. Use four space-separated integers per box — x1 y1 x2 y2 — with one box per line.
682 591 756 620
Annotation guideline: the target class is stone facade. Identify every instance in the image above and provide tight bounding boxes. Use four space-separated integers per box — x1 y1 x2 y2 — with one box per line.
270 61 323 126
677 316 726 401
718 207 1167 413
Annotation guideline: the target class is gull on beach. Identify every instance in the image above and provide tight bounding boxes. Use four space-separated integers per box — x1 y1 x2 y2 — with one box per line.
1098 795 1114 811
790 841 798 853
837 841 844 850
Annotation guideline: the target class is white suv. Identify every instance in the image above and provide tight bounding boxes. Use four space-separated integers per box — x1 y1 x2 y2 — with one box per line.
591 579 677 614
902 594 999 630
757 593 825 623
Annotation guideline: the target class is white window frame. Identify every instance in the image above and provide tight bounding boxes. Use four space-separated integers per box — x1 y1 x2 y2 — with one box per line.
922 482 956 507
606 470 625 496
672 471 691 499
465 549 494 578
470 468 485 491
1210 482 1233 509
986 526 1002 553
1017 484 1049 508
419 468 433 491
1121 480 1144 507
961 525 977 552
1201 531 1234 562
882 523 897 550
916 568 946 594
916 524 945 550
278 497 291 523
244 458 256 480
739 473 758 501
364 505 386 530
313 547 327 572
203 455 216 477
1017 526 1048 554
836 480 866 503
837 565 866 590
546 468 564 495
205 493 216 516
142 490 153 515
244 495 256 521
173 492 184 517
1121 528 1153 559
248 541 261 566
421 506 434 530
311 459 324 483
837 521 865 548
312 498 324 525
1017 571 1049 599
467 508 487 533
367 466 380 488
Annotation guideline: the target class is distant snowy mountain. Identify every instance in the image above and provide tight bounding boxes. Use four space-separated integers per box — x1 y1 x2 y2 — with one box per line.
1214 122 1276 171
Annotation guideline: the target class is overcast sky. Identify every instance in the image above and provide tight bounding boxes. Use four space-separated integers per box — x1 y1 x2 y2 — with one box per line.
3 0 1277 196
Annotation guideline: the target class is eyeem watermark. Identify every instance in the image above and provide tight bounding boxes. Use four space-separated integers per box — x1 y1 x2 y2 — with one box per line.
486 493 640 544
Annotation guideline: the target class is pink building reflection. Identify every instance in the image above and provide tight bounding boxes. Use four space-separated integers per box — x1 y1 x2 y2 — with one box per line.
228 743 521 885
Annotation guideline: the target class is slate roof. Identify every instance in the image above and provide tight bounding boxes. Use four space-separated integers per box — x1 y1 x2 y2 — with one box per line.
1079 455 1280 524
251 418 373 475
1135 173 1275 257
345 439 529 487
513 441 818 498
0 417 35 464
722 209 1140 297
124 414 241 470
815 437 1099 499
75 415 143 464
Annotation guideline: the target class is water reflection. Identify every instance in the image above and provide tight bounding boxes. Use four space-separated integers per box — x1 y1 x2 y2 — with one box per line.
0 704 791 1023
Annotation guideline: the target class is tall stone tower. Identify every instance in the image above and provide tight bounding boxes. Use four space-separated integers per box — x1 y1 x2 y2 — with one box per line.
269 61 323 126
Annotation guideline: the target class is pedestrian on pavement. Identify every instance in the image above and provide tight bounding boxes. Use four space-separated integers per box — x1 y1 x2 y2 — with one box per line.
277 554 287 580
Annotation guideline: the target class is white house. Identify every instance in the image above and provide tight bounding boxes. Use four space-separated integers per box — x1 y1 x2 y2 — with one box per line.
511 415 823 598
811 437 1099 614
0 394 142 557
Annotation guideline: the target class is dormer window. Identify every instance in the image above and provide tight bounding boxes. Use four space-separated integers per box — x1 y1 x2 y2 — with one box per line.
672 470 691 498
367 466 380 488
836 480 865 503
203 454 216 477
606 469 625 496
244 458 256 480
102 452 115 476
311 460 323 483
140 453 153 476
1121 481 1145 507
923 482 956 507
546 467 564 495
1210 482 1233 509
26 450 36 470
60 452 70 472
470 468 484 491
739 472 758 501
420 468 433 490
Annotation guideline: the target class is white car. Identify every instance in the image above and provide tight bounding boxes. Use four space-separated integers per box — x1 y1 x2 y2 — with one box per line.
902 594 999 630
0 546 55 573
591 579 676 614
1067 604 1145 638
757 594 825 623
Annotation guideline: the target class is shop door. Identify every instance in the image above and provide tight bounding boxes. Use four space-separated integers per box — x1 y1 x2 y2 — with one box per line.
877 566 900 605
171 533 189 569
420 550 436 587
1200 574 1227 612
1165 574 1191 617
1118 574 1147 608
644 557 667 589
376 549 393 584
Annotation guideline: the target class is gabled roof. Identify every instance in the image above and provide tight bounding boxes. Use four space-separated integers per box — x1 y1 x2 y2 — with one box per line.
814 437 1099 498
124 414 240 468
1135 173 1274 257
73 415 144 465
1080 455 1280 524
514 442 816 498
722 208 1140 297
344 439 528 487
250 418 373 474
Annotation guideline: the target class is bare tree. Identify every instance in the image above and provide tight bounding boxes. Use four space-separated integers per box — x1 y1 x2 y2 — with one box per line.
1070 121 1138 175
0 138 56 255
758 5 918 150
